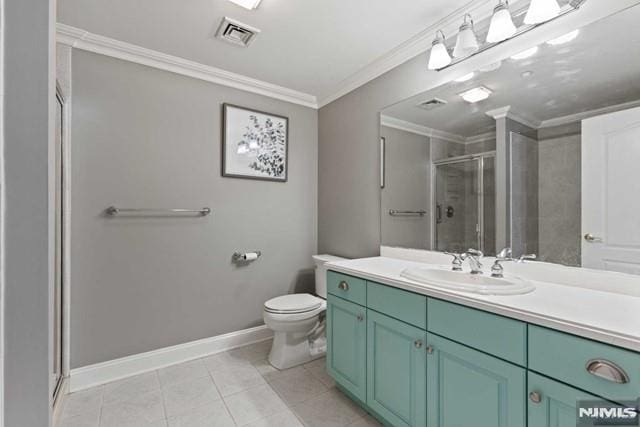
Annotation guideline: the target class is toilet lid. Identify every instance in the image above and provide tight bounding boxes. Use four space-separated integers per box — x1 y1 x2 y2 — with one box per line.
264 294 322 314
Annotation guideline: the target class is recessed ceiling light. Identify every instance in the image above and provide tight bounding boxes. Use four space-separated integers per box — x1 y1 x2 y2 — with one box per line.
511 46 539 60
455 72 475 82
227 0 262 10
459 86 492 103
546 30 580 45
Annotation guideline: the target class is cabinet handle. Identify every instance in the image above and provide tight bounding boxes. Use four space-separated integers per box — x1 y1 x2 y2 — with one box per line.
529 392 542 404
586 359 630 384
338 281 349 291
357 314 364 322
426 345 434 354
414 340 423 349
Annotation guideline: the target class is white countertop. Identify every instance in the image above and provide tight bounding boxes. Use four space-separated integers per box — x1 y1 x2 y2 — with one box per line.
327 256 640 352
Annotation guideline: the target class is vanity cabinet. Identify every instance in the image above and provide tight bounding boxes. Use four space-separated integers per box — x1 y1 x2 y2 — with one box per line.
367 310 427 427
326 294 367 403
426 333 526 427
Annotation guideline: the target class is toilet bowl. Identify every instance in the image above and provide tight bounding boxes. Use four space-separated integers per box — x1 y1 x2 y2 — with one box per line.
263 254 345 370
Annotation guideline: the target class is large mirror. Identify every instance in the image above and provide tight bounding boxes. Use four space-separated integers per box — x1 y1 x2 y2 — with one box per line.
380 5 640 274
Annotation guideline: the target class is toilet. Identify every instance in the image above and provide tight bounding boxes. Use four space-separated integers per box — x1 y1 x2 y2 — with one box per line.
263 254 345 370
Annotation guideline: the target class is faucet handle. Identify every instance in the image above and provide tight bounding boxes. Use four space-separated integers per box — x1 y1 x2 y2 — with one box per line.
466 248 484 258
517 254 537 263
444 252 464 271
496 247 512 260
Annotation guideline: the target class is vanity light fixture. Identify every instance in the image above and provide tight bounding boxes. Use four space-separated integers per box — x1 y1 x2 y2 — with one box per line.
428 30 452 70
546 29 580 45
459 86 492 103
453 14 479 58
524 0 561 25
455 72 476 82
237 141 250 154
486 1 517 44
510 46 539 60
227 0 262 10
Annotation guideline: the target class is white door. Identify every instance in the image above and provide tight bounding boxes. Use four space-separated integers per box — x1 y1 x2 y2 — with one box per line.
582 106 640 274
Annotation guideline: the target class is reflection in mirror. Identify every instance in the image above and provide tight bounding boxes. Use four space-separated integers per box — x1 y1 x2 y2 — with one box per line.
380 5 640 274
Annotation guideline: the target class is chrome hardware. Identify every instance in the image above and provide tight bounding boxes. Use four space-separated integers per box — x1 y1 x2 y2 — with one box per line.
517 254 537 263
529 392 542 404
338 281 350 291
586 359 630 384
357 314 364 322
414 340 423 349
463 249 484 275
444 252 464 272
426 346 434 354
232 251 262 263
106 206 211 217
389 210 427 217
491 248 513 278
584 233 603 243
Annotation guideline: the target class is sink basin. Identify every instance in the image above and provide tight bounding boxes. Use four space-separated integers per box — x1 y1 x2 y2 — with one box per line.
400 267 535 295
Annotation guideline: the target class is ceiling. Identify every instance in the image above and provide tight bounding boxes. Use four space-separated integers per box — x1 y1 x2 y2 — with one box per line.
382 5 640 138
57 0 477 102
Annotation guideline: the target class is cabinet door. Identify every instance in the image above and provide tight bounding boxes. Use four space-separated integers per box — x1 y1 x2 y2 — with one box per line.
327 294 367 402
367 310 427 427
426 333 526 427
528 372 603 427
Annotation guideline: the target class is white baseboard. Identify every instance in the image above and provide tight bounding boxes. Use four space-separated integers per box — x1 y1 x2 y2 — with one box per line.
69 325 273 393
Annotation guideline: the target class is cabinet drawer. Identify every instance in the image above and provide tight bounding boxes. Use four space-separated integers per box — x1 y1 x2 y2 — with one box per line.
529 326 640 403
427 298 527 366
327 271 366 306
367 282 426 329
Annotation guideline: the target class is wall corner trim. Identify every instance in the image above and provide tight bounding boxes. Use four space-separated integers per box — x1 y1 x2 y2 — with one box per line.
68 325 273 392
56 23 319 109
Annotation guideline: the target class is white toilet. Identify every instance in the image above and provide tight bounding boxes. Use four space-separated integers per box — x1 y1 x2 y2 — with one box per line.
263 254 345 370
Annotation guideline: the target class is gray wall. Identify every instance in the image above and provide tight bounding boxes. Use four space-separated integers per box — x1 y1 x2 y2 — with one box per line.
380 126 431 249
3 0 53 424
69 50 318 368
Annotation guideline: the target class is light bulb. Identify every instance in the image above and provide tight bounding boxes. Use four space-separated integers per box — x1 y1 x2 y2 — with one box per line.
428 31 452 70
524 0 561 25
237 141 250 154
486 2 517 43
453 15 479 58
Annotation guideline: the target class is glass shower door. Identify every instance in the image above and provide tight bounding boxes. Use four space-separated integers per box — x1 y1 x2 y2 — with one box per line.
435 159 481 253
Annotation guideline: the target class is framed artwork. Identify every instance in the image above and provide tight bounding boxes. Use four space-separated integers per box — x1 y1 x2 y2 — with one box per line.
380 137 386 189
222 103 289 182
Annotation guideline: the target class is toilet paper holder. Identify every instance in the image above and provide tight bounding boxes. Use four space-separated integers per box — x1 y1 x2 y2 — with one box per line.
232 251 262 263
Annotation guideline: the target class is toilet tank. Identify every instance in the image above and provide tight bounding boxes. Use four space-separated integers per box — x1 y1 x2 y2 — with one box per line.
312 254 347 299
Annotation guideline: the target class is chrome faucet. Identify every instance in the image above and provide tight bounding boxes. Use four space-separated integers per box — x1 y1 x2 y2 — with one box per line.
491 247 513 278
444 252 464 271
463 249 484 275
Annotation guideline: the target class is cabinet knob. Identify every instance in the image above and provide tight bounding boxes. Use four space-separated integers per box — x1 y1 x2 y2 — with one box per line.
426 345 434 354
414 340 423 349
338 281 349 291
529 392 542 404
357 314 364 322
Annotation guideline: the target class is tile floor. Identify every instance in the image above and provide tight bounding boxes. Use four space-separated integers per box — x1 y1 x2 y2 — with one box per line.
59 340 382 427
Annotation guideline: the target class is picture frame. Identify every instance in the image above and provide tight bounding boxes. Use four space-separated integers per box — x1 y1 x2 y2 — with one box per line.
380 137 386 189
222 103 289 182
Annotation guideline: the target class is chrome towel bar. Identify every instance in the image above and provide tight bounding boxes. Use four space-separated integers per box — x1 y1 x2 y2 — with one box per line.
105 206 211 217
389 210 427 217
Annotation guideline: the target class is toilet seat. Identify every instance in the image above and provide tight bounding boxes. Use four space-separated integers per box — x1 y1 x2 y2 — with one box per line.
264 294 323 314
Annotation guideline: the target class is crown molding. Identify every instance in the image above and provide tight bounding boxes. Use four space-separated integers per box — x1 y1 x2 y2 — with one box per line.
317 0 503 108
381 115 467 144
56 23 318 109
485 105 541 129
539 99 640 128
466 131 496 144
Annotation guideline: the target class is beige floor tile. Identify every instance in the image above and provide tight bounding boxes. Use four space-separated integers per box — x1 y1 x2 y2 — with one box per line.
158 359 210 388
227 340 273 363
103 371 161 405
251 359 279 378
269 367 328 405
167 400 235 427
292 389 365 427
348 415 383 427
62 386 104 419
211 365 267 397
60 409 101 427
303 358 336 388
203 352 254 374
242 409 303 427
100 389 165 427
162 376 222 417
224 385 288 426
260 365 304 383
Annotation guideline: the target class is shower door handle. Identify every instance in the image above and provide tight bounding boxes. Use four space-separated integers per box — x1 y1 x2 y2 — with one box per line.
436 204 442 224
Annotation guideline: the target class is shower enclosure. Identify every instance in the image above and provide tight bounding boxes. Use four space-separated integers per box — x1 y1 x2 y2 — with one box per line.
434 153 496 256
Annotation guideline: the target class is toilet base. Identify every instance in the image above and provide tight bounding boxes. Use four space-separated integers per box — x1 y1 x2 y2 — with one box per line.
268 330 326 370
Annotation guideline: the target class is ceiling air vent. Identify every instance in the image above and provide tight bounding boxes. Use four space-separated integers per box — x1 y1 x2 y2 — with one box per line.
416 98 448 111
216 17 261 47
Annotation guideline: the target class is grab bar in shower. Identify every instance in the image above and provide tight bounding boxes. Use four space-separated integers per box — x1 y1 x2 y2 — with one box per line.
105 206 212 217
389 210 427 217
